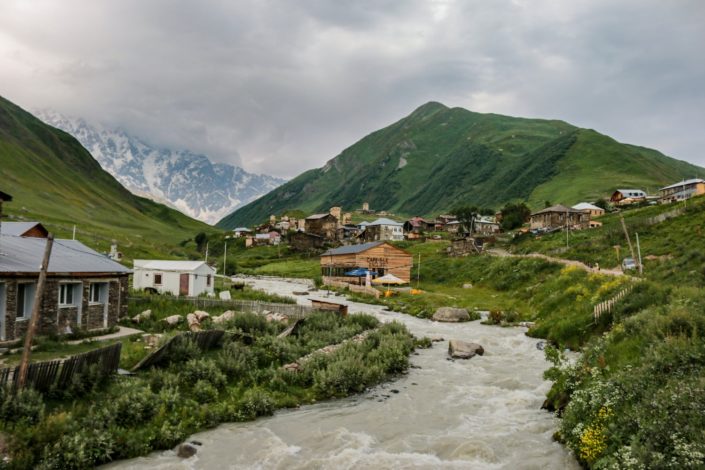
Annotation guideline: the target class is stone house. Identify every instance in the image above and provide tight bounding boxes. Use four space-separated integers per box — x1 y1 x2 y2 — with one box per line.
530 204 590 230
361 218 404 242
0 235 130 342
572 203 605 218
304 213 339 240
290 231 326 251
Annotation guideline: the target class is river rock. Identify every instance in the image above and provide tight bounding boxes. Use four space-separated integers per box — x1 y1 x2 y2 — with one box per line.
194 310 210 322
163 314 183 325
132 309 152 323
430 336 445 342
448 340 484 359
176 442 198 458
212 310 235 324
432 307 471 322
186 313 202 332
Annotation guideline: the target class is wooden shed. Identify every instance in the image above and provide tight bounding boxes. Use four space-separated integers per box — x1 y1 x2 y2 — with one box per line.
320 241 412 283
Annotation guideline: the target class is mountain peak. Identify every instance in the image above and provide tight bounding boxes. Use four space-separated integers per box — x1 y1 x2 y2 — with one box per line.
411 101 448 115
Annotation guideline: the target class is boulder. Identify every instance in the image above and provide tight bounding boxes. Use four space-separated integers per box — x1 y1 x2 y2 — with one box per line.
194 310 210 322
163 314 183 326
186 313 202 332
430 336 445 343
265 312 289 323
432 307 471 322
463 283 473 289
132 309 152 323
448 340 484 359
219 290 232 300
176 442 198 458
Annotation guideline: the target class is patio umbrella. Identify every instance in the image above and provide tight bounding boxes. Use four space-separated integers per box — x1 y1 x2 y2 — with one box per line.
371 273 406 296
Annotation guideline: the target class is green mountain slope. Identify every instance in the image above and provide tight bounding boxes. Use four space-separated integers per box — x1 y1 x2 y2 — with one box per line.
218 102 703 228
0 95 217 261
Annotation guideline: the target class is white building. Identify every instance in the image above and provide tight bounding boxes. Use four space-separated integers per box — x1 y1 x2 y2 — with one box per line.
133 260 216 297
364 217 405 241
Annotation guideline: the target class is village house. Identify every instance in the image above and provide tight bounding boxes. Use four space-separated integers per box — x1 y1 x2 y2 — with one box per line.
658 178 705 203
362 218 404 242
0 221 49 238
133 260 215 297
403 216 434 236
245 231 281 247
232 227 252 238
304 213 339 240
530 204 590 231
0 234 130 342
610 189 647 205
572 202 605 218
474 216 501 234
289 231 326 251
320 241 412 284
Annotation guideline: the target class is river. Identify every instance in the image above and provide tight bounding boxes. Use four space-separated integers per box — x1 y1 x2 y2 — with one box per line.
108 277 578 469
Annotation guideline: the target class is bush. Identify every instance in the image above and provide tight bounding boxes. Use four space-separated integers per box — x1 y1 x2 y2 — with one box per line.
179 358 227 389
192 380 219 403
114 382 159 427
0 387 45 426
238 388 275 419
216 341 258 382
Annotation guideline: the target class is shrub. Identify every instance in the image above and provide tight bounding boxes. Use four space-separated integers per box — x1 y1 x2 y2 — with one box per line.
192 380 219 403
238 388 275 419
179 358 227 389
114 383 159 427
166 336 201 364
39 428 115 469
0 387 45 426
216 341 258 382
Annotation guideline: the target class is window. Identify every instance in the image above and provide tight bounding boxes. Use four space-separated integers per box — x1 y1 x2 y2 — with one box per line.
206 275 212 287
16 283 36 319
154 274 163 285
89 283 107 304
59 284 76 306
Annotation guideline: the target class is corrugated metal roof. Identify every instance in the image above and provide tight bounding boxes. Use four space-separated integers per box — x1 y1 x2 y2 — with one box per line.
0 235 131 274
368 217 403 226
659 179 705 191
306 213 335 220
572 202 603 211
531 204 585 216
133 259 212 272
0 222 45 237
322 241 385 256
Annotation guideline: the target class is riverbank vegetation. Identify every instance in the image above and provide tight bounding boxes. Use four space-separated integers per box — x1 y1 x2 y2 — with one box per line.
0 309 417 469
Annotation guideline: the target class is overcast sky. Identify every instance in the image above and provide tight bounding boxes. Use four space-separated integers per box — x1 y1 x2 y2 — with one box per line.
1 0 704 178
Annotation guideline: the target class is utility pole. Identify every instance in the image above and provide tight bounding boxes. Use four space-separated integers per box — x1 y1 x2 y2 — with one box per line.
620 214 637 263
204 242 209 263
416 253 421 289
635 233 643 275
17 234 54 389
223 241 227 277
565 210 569 249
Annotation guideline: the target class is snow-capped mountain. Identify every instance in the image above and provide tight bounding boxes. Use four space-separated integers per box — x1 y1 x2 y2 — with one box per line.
35 110 285 224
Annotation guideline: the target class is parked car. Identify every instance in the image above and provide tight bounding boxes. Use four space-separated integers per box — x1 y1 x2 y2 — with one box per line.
622 257 637 270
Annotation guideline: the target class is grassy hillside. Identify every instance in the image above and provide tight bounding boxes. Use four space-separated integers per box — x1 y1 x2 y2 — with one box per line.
0 96 219 262
219 102 703 228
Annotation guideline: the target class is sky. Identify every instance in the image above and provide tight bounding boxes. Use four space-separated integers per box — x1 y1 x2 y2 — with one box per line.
1 0 704 178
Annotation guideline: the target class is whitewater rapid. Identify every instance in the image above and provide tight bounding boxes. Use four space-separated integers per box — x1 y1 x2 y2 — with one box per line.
107 277 577 469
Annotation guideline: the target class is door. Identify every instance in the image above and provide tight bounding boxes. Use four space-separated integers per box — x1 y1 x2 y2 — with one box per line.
179 274 190 296
0 283 5 341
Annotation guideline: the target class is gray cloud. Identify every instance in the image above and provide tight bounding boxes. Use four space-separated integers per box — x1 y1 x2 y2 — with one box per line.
1 0 704 177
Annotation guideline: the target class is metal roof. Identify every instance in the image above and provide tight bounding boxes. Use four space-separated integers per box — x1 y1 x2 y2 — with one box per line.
322 241 385 256
531 204 585 216
615 189 646 196
233 227 251 232
0 235 131 274
306 213 335 220
659 179 705 191
368 217 403 226
0 222 46 237
0 191 12 202
572 202 604 211
133 259 213 272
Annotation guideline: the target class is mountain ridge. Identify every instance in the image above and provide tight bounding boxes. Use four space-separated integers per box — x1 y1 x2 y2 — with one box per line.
218 102 704 228
34 110 285 224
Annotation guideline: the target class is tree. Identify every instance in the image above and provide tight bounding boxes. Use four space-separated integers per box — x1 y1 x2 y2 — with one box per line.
500 202 531 231
593 198 609 210
452 205 479 235
194 232 209 252
544 200 552 208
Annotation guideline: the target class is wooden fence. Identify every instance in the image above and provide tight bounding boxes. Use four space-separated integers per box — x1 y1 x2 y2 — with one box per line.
132 330 225 372
593 287 633 321
0 343 122 391
129 296 316 321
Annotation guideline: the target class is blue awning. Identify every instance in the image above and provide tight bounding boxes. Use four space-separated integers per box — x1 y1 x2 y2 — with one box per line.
344 268 377 277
